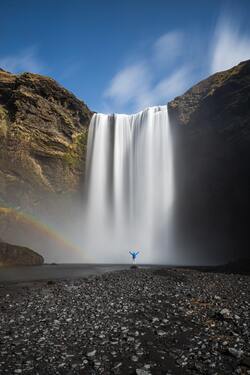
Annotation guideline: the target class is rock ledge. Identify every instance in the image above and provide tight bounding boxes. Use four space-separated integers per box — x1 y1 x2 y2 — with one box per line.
0 241 44 266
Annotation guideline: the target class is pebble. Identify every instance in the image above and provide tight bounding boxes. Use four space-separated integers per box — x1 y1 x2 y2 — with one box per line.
87 350 96 357
136 369 151 375
219 308 231 318
131 355 139 362
157 330 167 336
0 268 249 375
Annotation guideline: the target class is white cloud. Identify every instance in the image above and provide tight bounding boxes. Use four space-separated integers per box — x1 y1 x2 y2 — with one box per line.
104 62 151 111
153 67 189 102
103 15 250 114
136 67 189 110
0 47 44 74
211 18 250 73
153 31 183 66
103 32 190 113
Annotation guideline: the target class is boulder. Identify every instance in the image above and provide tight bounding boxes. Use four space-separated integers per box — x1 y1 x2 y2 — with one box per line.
0 241 44 266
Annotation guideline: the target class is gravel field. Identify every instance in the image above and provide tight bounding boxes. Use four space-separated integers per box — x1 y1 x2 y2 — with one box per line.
0 267 249 374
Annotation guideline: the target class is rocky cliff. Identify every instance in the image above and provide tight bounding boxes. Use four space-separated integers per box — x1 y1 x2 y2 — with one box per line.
168 60 250 263
0 69 92 213
0 241 44 266
0 69 92 255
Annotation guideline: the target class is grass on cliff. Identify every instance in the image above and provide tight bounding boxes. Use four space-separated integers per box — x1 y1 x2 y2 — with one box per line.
63 130 88 168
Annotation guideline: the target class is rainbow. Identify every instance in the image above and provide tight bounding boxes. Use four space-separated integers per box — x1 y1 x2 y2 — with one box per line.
0 206 82 255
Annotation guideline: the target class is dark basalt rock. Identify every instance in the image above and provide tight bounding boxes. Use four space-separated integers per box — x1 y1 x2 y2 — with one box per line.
130 265 139 269
168 60 250 264
216 258 250 275
0 241 44 266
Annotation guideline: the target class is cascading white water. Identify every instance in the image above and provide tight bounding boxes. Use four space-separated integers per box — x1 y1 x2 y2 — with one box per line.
83 105 174 263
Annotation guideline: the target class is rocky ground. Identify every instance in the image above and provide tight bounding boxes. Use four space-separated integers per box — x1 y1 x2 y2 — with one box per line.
0 267 249 375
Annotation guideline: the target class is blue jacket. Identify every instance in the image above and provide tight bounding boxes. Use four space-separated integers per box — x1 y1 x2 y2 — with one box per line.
129 251 139 260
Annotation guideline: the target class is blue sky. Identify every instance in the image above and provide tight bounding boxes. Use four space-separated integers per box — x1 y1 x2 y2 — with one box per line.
1 0 250 113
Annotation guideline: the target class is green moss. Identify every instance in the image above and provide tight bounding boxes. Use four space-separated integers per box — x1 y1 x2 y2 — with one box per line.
63 130 88 168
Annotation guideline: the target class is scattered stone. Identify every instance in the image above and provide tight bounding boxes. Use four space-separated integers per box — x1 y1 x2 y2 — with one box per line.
0 268 249 374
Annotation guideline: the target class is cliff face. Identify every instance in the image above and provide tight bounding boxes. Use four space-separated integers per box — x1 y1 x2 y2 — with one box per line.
0 69 93 258
0 69 92 213
0 241 44 266
168 60 250 263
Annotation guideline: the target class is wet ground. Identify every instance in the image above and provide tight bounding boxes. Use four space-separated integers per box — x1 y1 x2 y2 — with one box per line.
0 264 131 283
0 267 249 374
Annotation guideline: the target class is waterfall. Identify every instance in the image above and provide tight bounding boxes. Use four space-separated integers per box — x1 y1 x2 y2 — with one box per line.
83 105 174 263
